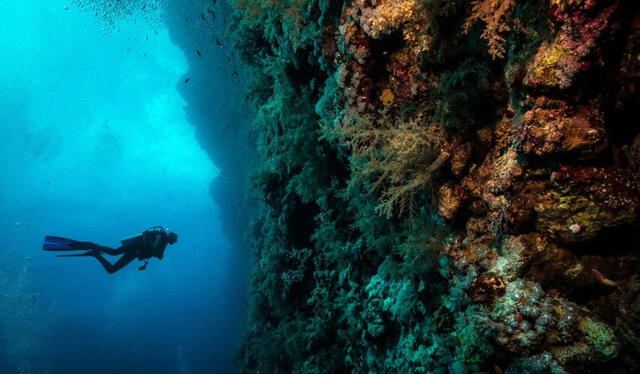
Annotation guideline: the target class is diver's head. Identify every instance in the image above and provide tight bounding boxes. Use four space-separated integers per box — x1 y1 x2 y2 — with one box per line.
168 231 178 245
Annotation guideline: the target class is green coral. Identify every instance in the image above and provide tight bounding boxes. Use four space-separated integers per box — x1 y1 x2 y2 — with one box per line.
507 353 567 374
579 317 619 360
230 0 318 51
452 305 496 370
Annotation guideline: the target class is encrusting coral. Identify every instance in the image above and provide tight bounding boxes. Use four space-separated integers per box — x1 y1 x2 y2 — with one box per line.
230 0 640 372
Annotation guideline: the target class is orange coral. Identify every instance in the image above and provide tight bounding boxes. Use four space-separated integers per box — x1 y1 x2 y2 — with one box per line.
463 0 516 59
469 275 506 303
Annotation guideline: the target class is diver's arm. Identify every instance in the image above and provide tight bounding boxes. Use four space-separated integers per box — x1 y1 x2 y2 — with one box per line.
93 252 136 274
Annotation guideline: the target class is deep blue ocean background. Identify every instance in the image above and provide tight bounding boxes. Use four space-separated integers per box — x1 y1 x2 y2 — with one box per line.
0 1 250 373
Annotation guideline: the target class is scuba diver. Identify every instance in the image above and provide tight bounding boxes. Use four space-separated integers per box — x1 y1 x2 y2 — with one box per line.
42 226 178 274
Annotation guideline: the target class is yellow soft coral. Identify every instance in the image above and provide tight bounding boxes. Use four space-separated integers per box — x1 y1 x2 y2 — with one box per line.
463 0 516 59
333 111 447 218
356 0 419 37
526 41 575 88
354 0 432 53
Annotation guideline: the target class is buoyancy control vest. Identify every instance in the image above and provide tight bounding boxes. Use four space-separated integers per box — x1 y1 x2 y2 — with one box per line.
119 226 169 268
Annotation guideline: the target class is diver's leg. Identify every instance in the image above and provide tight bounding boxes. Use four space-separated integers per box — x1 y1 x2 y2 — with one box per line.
92 252 136 274
97 245 128 256
71 241 124 255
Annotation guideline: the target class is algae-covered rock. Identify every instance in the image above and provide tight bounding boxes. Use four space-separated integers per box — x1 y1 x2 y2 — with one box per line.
535 166 640 243
523 1 620 90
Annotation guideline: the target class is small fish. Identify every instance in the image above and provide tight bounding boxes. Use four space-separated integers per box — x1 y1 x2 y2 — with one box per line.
232 70 239 77
184 78 191 83
591 268 619 287
196 49 202 57
208 8 216 21
201 13 205 21
568 223 582 234
215 38 223 46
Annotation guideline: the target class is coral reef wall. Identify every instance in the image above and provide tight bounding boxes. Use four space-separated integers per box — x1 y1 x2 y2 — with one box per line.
231 0 640 372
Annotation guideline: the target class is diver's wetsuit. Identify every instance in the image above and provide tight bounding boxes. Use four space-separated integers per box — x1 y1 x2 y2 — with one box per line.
87 229 170 273
45 229 173 274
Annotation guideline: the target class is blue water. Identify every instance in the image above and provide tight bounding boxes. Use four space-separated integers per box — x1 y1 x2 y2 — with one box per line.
0 1 245 373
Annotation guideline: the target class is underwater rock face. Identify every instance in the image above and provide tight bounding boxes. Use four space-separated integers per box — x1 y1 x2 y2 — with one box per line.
536 166 639 243
230 0 640 372
524 0 620 89
521 99 608 158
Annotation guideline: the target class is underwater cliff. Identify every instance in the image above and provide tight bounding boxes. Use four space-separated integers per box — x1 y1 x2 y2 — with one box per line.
230 0 640 373
3 0 639 372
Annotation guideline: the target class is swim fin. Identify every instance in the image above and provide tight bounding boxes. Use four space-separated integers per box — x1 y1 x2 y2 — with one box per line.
56 250 98 257
42 236 80 251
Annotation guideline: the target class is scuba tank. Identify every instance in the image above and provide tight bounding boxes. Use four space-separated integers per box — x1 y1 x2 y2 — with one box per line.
120 233 142 246
120 226 166 246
